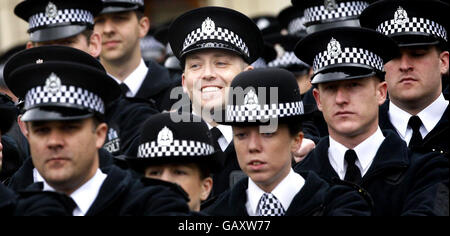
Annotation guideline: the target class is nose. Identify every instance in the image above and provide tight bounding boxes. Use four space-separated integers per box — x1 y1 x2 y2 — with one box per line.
398 54 413 73
335 86 349 105
248 131 262 154
46 130 64 151
101 18 115 36
201 62 217 81
159 169 174 183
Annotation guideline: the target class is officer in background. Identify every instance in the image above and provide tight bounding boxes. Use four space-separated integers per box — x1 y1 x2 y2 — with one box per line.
3 46 190 216
94 0 175 112
168 6 264 196
0 93 20 184
127 113 222 212
360 0 449 158
204 68 371 216
294 27 449 215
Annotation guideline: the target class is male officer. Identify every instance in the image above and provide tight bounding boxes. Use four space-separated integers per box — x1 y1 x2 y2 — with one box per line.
294 27 449 215
127 113 221 212
360 0 449 158
94 0 174 112
3 46 190 216
168 6 264 196
204 68 371 216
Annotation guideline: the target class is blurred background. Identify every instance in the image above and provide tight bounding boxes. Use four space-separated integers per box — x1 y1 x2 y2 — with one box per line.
0 0 291 52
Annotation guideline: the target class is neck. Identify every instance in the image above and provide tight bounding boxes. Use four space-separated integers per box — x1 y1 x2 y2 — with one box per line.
53 160 99 196
390 92 441 116
101 47 142 82
329 121 379 150
256 164 291 193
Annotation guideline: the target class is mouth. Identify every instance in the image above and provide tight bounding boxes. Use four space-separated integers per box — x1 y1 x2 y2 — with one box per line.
399 77 418 84
201 86 223 93
103 40 120 47
334 111 354 117
247 160 267 171
200 86 224 100
46 157 70 164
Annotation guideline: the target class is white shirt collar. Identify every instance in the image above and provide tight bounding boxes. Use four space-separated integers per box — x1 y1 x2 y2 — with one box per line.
110 59 148 97
42 169 107 216
245 169 305 216
329 127 385 179
389 94 448 144
202 119 233 151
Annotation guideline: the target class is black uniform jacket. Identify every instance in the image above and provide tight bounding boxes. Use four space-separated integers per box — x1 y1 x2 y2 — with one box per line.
7 148 114 192
379 100 449 158
294 130 449 216
0 182 16 215
203 170 371 216
22 165 191 216
135 60 177 112
104 96 159 156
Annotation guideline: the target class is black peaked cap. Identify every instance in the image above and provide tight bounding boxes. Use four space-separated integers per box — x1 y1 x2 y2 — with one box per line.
100 0 145 14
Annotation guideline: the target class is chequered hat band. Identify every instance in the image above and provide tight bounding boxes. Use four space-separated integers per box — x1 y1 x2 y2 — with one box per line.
268 52 309 68
137 140 215 158
25 85 105 114
376 17 448 42
288 17 306 35
226 101 304 122
29 9 94 31
183 26 250 58
304 1 369 25
313 47 384 72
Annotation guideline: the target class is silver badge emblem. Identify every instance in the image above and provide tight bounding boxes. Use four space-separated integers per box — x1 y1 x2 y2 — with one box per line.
157 126 173 147
244 89 260 111
44 72 62 95
394 6 409 25
324 0 338 11
256 18 270 30
36 59 44 64
202 17 216 35
45 2 58 19
327 38 342 58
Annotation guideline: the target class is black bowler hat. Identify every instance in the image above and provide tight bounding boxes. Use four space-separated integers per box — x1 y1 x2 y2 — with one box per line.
265 33 310 73
3 46 121 122
360 0 449 49
100 0 145 14
294 27 399 84
292 0 373 33
14 0 103 43
251 15 282 36
277 6 307 36
0 94 18 134
126 112 222 173
169 7 264 65
222 68 309 126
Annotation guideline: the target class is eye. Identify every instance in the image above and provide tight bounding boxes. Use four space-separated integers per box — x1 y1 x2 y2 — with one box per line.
33 127 50 135
146 170 161 177
261 132 274 138
234 133 247 140
173 169 187 176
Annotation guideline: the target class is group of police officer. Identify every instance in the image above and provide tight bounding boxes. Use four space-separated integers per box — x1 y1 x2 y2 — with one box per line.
0 0 448 216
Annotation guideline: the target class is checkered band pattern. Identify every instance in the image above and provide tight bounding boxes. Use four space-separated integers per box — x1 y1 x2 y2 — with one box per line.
137 140 215 158
226 101 304 122
28 9 94 30
288 17 306 35
268 52 309 68
182 26 250 58
304 1 369 25
313 47 384 72
376 17 448 42
24 85 105 114
258 193 285 216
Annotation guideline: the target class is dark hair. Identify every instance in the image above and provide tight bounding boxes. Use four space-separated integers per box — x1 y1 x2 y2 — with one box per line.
81 29 94 44
196 163 212 180
286 121 303 137
134 10 145 21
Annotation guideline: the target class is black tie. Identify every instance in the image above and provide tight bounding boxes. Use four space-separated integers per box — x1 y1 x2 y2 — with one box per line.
119 83 130 96
344 149 362 184
210 127 223 152
408 116 423 150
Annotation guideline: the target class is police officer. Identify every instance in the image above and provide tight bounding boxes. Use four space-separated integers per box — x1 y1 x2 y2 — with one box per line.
127 112 222 212
204 68 371 216
94 0 174 112
293 27 449 215
0 93 20 184
168 6 264 196
3 46 190 216
360 0 450 158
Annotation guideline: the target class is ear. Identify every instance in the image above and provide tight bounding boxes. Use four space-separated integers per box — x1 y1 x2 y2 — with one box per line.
291 131 304 154
95 122 108 149
244 65 254 72
200 177 213 201
312 88 323 112
26 41 34 49
439 51 449 75
18 115 29 138
181 73 188 94
138 16 150 39
376 80 388 106
88 32 102 58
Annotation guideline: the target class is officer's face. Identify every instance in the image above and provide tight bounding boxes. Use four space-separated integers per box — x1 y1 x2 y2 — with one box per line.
94 11 149 63
233 125 302 193
384 46 449 111
26 118 107 195
144 163 212 212
182 49 252 113
313 77 387 141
